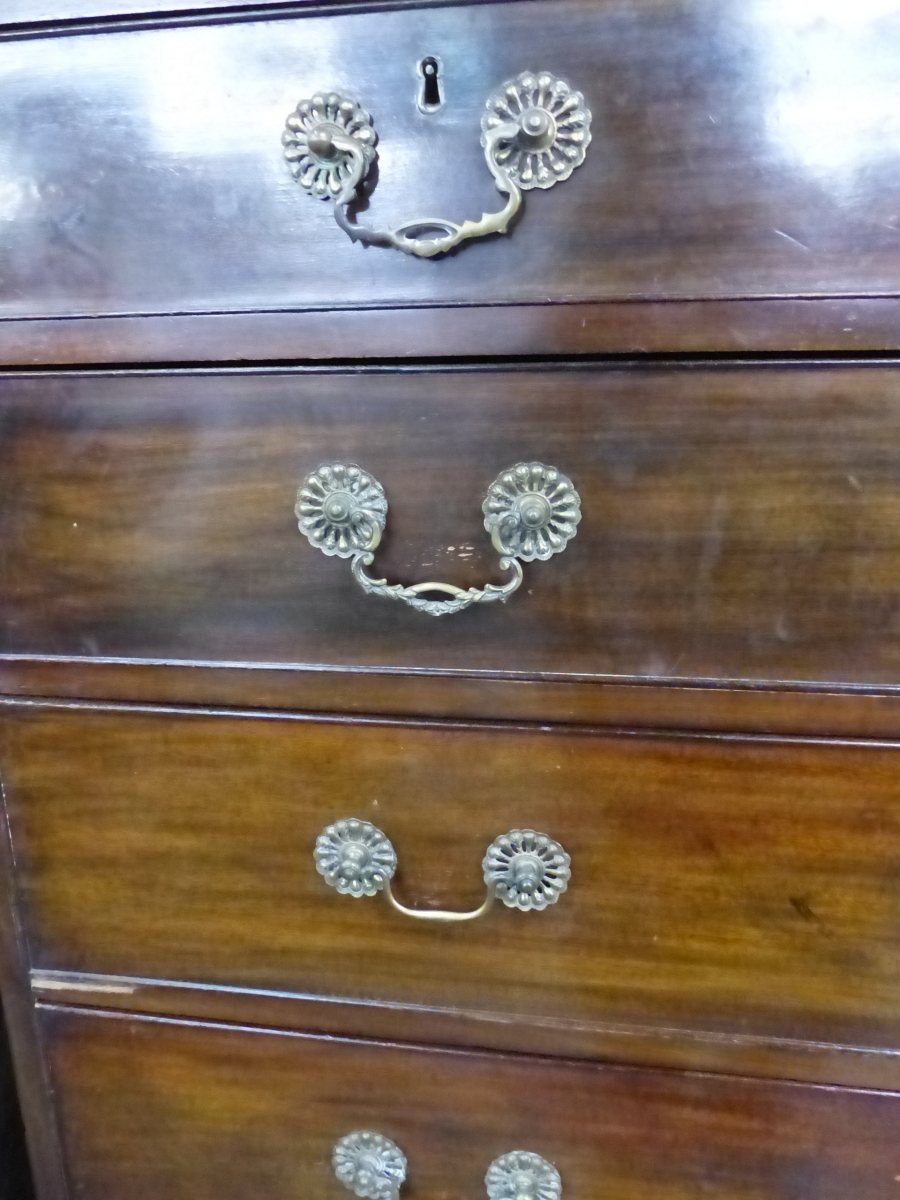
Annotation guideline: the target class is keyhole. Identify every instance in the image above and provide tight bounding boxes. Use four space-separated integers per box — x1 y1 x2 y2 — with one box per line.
418 56 443 112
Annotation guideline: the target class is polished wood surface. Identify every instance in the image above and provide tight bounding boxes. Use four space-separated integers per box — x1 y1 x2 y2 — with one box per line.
1 0 328 24
12 657 900 739
6 300 900 368
9 366 900 695
31 963 900 1091
5 2 900 1192
3 0 900 361
40 1005 900 1200
7 703 900 1073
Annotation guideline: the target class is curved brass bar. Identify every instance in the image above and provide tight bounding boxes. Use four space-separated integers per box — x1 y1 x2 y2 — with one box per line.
331 122 522 258
350 551 524 616
295 462 579 616
284 75 591 259
383 879 496 923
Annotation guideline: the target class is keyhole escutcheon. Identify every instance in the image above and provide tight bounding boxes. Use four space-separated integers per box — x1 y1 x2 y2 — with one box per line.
418 56 443 112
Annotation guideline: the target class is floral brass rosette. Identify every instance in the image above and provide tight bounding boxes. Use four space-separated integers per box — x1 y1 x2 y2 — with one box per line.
296 462 387 559
482 70 591 190
482 461 581 562
315 818 398 898
485 1151 563 1200
283 91 377 199
482 829 572 912
333 1131 407 1200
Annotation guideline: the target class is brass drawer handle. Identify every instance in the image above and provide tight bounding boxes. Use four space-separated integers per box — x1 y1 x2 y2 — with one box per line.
333 1132 562 1199
315 820 571 922
296 462 581 617
283 71 591 258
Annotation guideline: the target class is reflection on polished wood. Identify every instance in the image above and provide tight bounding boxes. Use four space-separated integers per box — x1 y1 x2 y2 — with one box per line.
6 704 900 1073
2 0 900 358
40 1006 900 1200
3 2 900 1195
8 366 900 692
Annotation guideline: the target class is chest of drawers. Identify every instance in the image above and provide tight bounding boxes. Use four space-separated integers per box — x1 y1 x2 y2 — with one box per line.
4 2 900 1198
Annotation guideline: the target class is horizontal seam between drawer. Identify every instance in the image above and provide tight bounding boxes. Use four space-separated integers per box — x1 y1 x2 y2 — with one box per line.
32 996 900 1097
8 693 900 746
6 652 900 697
4 294 900 322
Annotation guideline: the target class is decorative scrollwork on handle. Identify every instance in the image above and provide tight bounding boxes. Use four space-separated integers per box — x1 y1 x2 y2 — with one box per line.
315 820 571 923
332 1134 562 1199
295 461 580 617
283 71 590 258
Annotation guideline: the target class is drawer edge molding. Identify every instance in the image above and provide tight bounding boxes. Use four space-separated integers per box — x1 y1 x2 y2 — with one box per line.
29 969 900 1093
3 299 900 366
7 658 900 739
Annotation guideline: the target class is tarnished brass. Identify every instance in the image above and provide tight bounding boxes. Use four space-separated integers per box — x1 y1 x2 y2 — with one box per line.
296 461 581 616
314 820 571 923
332 1133 562 1200
283 72 591 258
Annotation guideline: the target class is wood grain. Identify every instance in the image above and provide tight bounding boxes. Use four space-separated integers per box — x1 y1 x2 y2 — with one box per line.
5 299 900 366
3 0 900 342
28 966 900 1091
40 1005 900 1200
11 657 900 739
7 703 900 1073
8 366 900 695
0 0 343 26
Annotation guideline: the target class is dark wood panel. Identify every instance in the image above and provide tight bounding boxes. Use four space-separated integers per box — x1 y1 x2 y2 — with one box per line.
0 0 480 27
11 658 900 739
40 1006 900 1200
8 366 900 692
7 704 900 1071
4 0 900 334
28 966 900 1091
0 0 333 25
5 299 900 366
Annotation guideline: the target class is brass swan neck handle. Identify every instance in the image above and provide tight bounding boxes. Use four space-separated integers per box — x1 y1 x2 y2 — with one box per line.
283 71 591 258
333 1133 563 1200
315 820 572 922
295 461 581 617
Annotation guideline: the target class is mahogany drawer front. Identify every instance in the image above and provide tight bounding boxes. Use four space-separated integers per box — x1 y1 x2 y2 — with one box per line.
8 366 900 704
7 704 900 1079
3 0 900 355
39 1005 900 1200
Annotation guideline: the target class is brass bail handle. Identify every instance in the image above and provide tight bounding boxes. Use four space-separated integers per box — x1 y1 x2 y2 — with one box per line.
314 820 571 922
283 70 591 257
333 1133 563 1200
295 462 582 617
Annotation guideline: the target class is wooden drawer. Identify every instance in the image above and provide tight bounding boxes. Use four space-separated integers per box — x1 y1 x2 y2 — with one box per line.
38 1005 900 1200
8 365 900 722
7 703 900 1087
4 1 900 361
